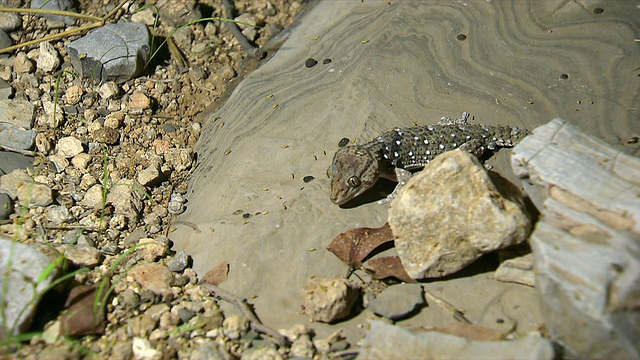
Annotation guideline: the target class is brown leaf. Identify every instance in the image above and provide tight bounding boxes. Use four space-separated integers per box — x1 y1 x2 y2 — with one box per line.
327 223 394 267
60 283 107 337
201 261 229 285
365 256 415 283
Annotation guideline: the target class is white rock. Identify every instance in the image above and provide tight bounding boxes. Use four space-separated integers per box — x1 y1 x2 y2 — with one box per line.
36 41 60 73
132 337 161 360
389 149 531 279
511 119 640 359
56 136 83 158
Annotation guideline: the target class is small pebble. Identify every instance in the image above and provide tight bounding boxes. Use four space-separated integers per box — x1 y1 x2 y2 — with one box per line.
338 137 350 147
322 58 332 65
305 58 318 68
303 175 315 183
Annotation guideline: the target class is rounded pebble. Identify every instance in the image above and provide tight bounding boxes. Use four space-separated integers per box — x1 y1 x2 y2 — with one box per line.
304 58 318 68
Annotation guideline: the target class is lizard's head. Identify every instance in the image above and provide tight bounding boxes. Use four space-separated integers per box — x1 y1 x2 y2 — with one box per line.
329 145 379 205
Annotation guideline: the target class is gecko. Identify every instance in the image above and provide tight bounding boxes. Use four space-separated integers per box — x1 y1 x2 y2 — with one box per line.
329 112 529 205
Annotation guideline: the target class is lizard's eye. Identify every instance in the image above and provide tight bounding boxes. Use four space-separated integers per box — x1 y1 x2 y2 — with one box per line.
347 176 361 187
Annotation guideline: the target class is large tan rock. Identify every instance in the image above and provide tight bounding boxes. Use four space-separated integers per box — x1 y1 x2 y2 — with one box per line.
389 149 531 279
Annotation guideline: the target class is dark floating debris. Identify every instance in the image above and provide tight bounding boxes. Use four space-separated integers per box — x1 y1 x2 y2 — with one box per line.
305 58 318 68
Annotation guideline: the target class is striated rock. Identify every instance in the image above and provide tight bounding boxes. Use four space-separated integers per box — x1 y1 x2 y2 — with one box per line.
511 119 640 359
367 283 425 320
66 23 151 83
300 276 359 323
0 238 58 339
357 320 554 360
389 149 531 279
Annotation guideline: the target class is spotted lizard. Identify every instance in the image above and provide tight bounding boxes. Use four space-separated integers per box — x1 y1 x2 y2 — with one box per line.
329 112 529 205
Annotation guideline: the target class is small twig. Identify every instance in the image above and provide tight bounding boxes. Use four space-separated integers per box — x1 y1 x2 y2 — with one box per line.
422 286 472 324
201 282 288 347
0 7 102 22
0 0 129 54
221 0 265 59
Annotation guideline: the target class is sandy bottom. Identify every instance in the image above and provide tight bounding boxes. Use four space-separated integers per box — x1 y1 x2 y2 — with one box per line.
171 0 640 340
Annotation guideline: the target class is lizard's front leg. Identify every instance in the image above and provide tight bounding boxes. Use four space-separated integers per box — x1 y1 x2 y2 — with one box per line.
378 167 413 205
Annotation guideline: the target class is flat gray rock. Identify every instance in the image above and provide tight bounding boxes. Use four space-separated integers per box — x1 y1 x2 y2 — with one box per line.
0 239 57 339
67 22 151 84
170 0 639 339
511 119 640 359
357 320 554 360
367 284 424 320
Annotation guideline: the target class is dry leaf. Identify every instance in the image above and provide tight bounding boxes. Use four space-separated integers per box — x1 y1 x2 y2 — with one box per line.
201 261 229 285
365 256 415 283
327 223 394 267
